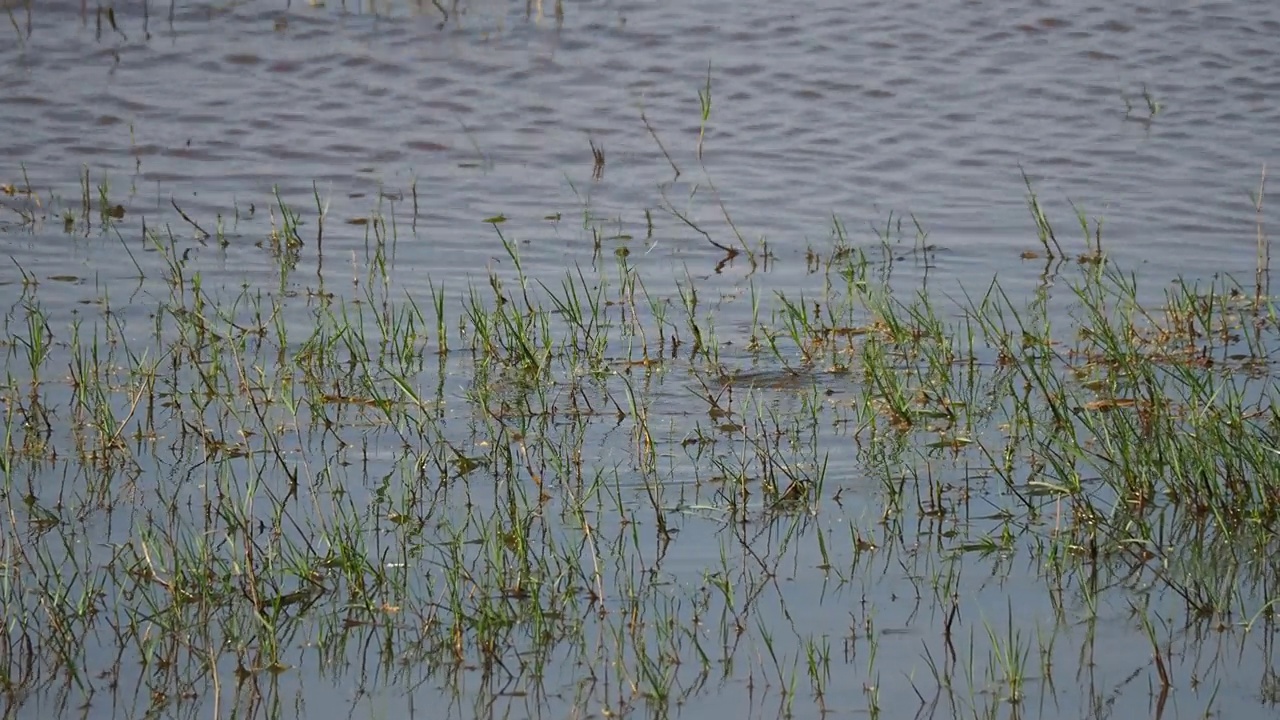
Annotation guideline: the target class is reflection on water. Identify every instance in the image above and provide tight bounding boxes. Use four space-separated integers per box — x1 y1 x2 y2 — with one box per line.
2 0 1276 288
1 1 1279 720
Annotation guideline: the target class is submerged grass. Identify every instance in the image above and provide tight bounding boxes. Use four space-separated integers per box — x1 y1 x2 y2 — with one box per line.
0 158 1278 720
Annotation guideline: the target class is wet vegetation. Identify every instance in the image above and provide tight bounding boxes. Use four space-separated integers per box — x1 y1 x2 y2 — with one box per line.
2 5 1279 718
1 155 1277 720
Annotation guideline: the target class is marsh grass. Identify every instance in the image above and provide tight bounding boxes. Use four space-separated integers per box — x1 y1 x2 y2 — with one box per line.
1 155 1278 720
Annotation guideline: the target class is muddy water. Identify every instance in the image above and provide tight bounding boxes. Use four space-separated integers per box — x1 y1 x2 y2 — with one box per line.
2 2 1279 720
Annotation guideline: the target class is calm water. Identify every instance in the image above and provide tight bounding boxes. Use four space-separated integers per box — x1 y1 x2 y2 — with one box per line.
2 1 1279 719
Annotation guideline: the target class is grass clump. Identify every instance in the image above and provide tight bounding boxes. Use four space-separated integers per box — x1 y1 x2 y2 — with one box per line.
0 163 1277 720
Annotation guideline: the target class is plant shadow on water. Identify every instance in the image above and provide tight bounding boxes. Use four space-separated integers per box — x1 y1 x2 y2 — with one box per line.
3 7 1280 720
2 158 1279 720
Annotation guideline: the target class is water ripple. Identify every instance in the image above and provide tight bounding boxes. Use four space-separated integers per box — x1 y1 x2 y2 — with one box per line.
0 0 1275 288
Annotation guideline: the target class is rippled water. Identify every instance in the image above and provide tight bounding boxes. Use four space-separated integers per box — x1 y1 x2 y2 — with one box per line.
4 0 1277 290
2 1 1279 719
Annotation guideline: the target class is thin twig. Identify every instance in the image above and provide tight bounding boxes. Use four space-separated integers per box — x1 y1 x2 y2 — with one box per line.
658 185 734 256
640 108 680 179
171 198 210 241
1254 164 1268 305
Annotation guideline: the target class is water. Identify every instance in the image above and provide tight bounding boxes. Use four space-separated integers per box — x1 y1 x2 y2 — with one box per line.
2 1 1279 719
4 1 1276 287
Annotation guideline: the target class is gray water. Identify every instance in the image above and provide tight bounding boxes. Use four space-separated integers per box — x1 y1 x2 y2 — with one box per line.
2 1 1279 719
4 0 1276 291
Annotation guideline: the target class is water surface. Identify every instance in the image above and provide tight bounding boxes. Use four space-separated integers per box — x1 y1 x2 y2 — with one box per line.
1 2 1278 719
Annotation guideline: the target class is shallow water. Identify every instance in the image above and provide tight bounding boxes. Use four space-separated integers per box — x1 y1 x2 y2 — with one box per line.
2 2 1279 719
